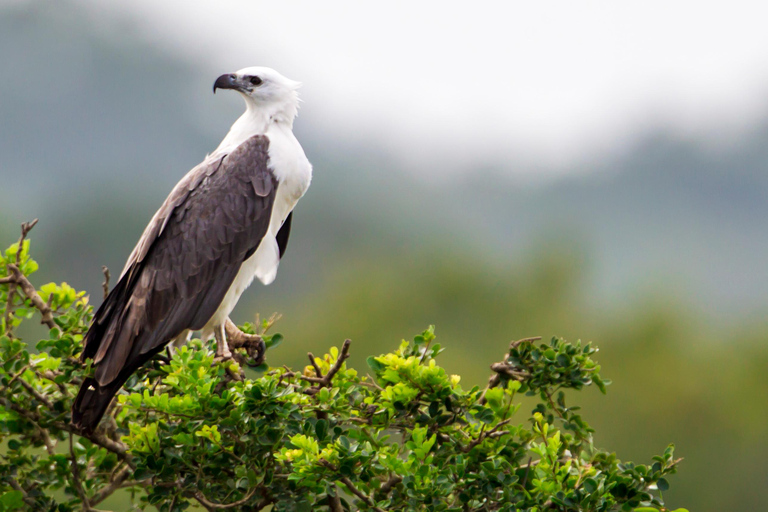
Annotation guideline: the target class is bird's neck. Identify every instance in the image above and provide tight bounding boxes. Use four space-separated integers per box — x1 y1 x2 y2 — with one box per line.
215 100 297 153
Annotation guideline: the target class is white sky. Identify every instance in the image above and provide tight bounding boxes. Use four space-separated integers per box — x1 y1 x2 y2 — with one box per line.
79 0 768 176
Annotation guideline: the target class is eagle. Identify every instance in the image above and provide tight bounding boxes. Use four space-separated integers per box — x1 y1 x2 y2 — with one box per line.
72 67 312 433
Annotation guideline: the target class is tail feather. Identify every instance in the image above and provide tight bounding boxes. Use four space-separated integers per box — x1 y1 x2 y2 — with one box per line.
72 377 126 434
72 344 163 433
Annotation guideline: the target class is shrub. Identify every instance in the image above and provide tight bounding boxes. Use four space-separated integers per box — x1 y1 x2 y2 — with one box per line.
0 225 684 511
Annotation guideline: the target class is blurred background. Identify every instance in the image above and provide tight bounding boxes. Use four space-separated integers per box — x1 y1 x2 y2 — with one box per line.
2 1 768 509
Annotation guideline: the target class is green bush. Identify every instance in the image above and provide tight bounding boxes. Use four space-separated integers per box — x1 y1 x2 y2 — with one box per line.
0 230 684 511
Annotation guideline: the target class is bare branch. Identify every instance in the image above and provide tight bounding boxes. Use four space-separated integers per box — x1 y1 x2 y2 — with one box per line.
509 336 542 349
301 339 351 395
192 486 258 509
308 353 324 378
101 266 110 300
479 336 539 404
3 264 55 328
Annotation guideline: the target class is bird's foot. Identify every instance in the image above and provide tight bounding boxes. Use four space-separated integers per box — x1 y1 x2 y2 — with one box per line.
214 343 232 362
224 318 267 367
213 324 234 362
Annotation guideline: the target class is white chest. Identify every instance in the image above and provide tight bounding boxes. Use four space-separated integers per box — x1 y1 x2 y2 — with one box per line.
265 124 313 235
205 125 311 330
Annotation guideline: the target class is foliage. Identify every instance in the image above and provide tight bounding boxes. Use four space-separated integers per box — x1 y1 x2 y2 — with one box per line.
0 234 684 511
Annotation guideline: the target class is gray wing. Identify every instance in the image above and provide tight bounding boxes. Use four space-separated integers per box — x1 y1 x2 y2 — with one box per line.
82 135 276 386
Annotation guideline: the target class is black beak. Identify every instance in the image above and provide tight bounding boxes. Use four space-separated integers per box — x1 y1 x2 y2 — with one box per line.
213 74 239 94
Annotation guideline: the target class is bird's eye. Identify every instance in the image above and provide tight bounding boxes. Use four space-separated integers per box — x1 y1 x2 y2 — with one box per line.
249 76 263 86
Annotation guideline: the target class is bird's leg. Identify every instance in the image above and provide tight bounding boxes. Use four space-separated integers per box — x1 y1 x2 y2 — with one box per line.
224 317 267 367
214 323 233 360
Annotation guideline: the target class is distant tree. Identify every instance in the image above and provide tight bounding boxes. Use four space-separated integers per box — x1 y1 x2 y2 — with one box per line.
0 223 684 511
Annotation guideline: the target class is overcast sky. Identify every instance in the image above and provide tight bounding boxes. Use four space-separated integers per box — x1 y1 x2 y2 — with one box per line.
78 0 768 177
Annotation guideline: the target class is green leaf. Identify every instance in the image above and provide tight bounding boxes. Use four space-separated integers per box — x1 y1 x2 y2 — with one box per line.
315 419 328 441
657 477 669 491
265 333 283 349
0 491 25 510
366 356 384 372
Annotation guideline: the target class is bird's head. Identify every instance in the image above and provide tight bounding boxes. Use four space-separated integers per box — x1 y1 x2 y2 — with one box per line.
214 67 301 122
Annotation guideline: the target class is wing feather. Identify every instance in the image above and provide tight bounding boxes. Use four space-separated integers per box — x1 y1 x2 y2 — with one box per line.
83 135 276 386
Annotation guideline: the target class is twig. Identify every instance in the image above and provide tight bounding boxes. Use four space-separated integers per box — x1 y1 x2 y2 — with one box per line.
17 377 54 410
300 340 351 395
1 394 133 468
70 432 93 511
320 459 384 512
1 363 30 392
509 336 541 349
377 475 402 498
478 336 539 404
488 362 529 380
308 353 324 378
7 476 37 508
2 220 38 337
461 419 512 453
101 266 110 300
3 263 55 328
521 457 533 488
90 466 136 505
192 486 258 509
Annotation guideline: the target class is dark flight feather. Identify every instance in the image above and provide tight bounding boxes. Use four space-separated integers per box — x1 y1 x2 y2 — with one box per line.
73 135 277 433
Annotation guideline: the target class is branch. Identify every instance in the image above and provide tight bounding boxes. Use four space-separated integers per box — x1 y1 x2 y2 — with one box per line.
478 336 539 404
2 220 45 336
192 486 258 509
90 466 137 506
0 394 133 469
461 419 512 453
101 266 110 300
3 264 55 328
327 489 343 512
70 432 93 511
300 339 351 395
376 475 402 500
17 377 54 410
7 476 37 508
320 459 384 512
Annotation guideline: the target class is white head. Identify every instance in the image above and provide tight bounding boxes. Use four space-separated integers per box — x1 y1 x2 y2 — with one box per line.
214 67 301 125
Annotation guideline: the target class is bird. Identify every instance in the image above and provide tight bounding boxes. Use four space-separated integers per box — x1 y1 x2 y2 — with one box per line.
72 67 312 433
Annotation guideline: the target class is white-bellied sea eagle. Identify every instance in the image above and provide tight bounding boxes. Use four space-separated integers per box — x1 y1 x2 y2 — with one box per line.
72 67 312 433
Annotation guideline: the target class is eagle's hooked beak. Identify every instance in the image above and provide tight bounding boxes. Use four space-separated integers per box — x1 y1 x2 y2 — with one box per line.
213 74 241 94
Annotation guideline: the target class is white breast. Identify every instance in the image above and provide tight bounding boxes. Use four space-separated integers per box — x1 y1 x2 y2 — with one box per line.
204 124 312 332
